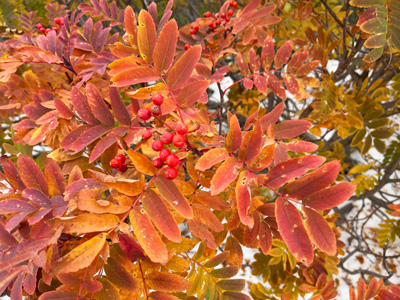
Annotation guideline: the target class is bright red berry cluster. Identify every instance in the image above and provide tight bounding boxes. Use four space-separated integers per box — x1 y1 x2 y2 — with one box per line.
138 93 164 121
110 154 128 173
202 1 238 31
36 17 64 35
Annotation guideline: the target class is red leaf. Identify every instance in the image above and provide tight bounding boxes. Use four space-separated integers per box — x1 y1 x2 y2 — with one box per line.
0 223 17 247
210 157 242 195
61 125 90 150
265 156 326 188
177 80 210 107
281 140 318 153
287 51 308 73
261 38 274 70
249 48 260 73
226 115 242 153
275 197 313 266
38 291 78 300
142 189 182 243
240 0 262 17
0 156 25 190
86 82 115 127
243 78 253 89
273 120 312 139
130 207 168 264
303 182 357 210
296 60 320 77
195 148 230 171
243 211 260 246
0 199 36 214
154 176 193 219
283 160 341 199
193 203 224 232
71 87 100 125
378 290 400 300
266 72 286 99
89 127 128 163
22 188 51 207
238 121 263 164
284 74 301 99
54 99 74 119
17 154 49 196
236 171 254 228
254 74 268 95
109 86 131 126
68 125 111 154
274 40 292 69
118 232 147 262
167 45 202 90
259 102 284 131
237 53 250 76
153 19 178 74
303 207 336 255
137 10 157 63
259 222 272 255
110 66 159 87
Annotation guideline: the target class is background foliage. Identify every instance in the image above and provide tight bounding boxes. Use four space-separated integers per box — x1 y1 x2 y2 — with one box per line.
0 0 400 299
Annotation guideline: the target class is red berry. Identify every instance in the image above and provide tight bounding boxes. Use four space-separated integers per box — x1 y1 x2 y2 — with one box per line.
152 140 164 152
194 25 199 31
166 154 180 167
161 132 174 144
233 1 238 7
221 13 226 19
164 167 178 180
159 148 172 161
36 23 43 29
228 9 234 16
225 16 230 22
208 21 214 28
142 130 153 140
118 164 128 173
40 28 46 33
110 158 120 169
60 19 65 25
184 44 191 51
152 93 164 105
52 27 58 32
216 19 221 25
138 108 152 120
54 18 61 24
176 124 188 135
190 29 195 34
45 28 52 33
172 134 185 148
153 158 164 169
151 105 162 117
205 11 211 18
115 154 126 164
229 1 234 6
213 22 218 29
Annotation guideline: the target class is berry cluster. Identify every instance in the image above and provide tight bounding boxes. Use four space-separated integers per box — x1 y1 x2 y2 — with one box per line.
110 154 128 173
138 93 164 121
36 17 64 35
202 1 238 30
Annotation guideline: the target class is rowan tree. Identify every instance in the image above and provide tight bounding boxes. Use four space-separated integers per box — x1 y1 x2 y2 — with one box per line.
0 0 400 299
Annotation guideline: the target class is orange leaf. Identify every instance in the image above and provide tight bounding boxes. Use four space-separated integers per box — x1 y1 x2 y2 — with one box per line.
44 158 65 197
195 148 230 171
274 40 293 69
93 278 121 300
303 182 356 210
130 207 168 265
259 101 284 131
273 120 312 139
287 51 308 73
167 45 202 90
38 291 78 300
124 6 138 53
210 157 242 195
243 211 260 246
296 60 320 77
49 233 106 275
104 257 140 292
187 219 217 249
226 114 242 153
137 10 157 62
259 222 272 255
89 169 145 196
177 80 209 107
146 272 190 293
108 56 146 76
275 197 313 266
126 149 157 176
283 160 341 199
193 203 224 232
149 291 180 300
110 66 159 87
153 19 178 74
238 121 263 164
261 38 275 70
236 171 254 228
195 190 230 211
303 207 336 256
49 214 120 234
266 72 286 99
154 176 193 219
142 189 182 243
284 74 301 99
